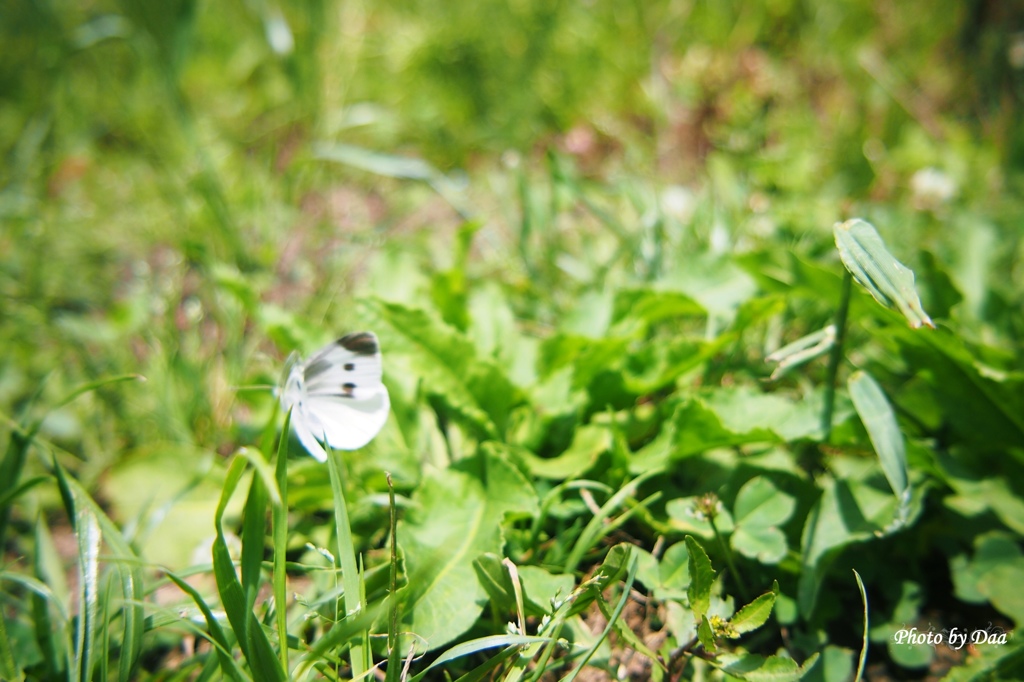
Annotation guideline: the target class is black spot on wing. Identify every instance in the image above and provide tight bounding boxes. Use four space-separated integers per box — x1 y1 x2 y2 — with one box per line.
342 382 356 396
344 362 355 371
338 332 379 356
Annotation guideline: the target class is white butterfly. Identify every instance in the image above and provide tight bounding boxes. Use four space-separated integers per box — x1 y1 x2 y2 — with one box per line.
280 332 390 462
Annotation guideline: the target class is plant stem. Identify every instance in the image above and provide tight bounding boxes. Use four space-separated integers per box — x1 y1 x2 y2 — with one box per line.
709 517 748 600
822 271 853 442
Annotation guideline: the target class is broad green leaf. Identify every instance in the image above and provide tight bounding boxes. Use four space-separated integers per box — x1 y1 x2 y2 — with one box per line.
685 536 715 622
938 453 1024 535
659 542 691 593
895 329 1024 454
519 566 575 616
610 287 705 330
100 444 225 570
732 526 787 564
733 475 794 561
848 371 907 498
951 532 1023 604
636 542 691 600
673 399 776 462
977 560 1024 626
733 477 797 528
396 448 537 651
472 555 574 620
539 334 630 391
473 554 518 617
714 652 820 681
372 300 525 438
703 387 834 442
514 425 609 480
621 336 728 395
632 388 835 473
942 638 1024 682
798 475 897 614
833 218 934 329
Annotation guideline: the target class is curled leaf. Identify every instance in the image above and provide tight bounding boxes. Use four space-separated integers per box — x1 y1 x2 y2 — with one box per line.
833 219 934 329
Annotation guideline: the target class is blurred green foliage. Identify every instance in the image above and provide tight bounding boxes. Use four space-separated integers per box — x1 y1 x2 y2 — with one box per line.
2 0 1024 679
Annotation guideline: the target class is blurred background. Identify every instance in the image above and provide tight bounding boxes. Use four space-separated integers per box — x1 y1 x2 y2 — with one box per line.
2 0 1023 569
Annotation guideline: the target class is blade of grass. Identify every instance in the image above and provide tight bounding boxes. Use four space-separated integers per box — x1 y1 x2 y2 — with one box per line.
853 570 869 682
326 445 368 677
272 410 292 673
165 570 249 682
53 458 148 681
293 601 384 677
213 454 286 680
385 472 401 682
563 470 657 572
560 548 638 682
407 635 553 682
240 468 270 613
30 517 70 680
76 505 101 682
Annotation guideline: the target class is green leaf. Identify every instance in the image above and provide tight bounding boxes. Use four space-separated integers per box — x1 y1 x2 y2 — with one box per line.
732 527 787 565
0 601 21 682
714 652 820 681
515 425 609 480
833 218 934 329
372 300 525 438
165 571 248 682
212 456 286 681
848 371 908 498
685 536 715 622
942 638 1024 682
951 532 1023 604
610 287 705 330
54 460 146 682
396 447 537 651
696 614 716 654
734 477 797 528
895 329 1024 454
940 459 1024 536
977 560 1024 626
409 635 551 682
798 475 896 615
731 589 776 635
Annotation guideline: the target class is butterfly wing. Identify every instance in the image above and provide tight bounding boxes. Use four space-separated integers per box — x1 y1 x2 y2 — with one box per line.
299 332 390 451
